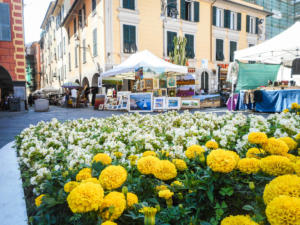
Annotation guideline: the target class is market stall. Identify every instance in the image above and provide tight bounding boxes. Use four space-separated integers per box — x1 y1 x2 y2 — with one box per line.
100 50 207 111
232 22 300 112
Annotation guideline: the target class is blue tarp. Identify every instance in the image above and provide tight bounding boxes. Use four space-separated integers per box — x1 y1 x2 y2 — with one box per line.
256 89 300 112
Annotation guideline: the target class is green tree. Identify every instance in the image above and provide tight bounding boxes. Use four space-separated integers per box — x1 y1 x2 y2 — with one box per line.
169 36 187 66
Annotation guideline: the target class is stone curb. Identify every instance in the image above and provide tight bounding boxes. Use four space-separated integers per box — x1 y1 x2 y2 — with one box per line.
0 141 28 225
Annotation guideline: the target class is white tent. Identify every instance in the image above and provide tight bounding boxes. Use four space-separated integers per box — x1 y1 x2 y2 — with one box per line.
102 50 187 78
235 22 300 64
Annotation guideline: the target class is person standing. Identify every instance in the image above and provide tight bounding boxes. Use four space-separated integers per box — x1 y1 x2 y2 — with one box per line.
28 94 33 107
71 88 77 108
65 89 70 107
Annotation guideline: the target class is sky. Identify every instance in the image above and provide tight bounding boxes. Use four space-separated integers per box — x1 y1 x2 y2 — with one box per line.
24 0 53 44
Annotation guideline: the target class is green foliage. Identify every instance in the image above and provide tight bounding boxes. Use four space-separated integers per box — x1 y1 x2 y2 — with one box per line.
169 36 187 66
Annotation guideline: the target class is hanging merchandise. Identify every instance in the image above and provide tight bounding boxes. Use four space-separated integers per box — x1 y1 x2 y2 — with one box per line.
291 58 300 75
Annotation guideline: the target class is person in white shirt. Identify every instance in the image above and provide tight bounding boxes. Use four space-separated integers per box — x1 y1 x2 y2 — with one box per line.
71 88 78 108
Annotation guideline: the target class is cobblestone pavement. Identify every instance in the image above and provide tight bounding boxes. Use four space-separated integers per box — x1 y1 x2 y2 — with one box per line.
0 106 269 148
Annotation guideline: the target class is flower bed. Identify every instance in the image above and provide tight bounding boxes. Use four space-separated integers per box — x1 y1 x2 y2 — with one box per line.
15 111 300 225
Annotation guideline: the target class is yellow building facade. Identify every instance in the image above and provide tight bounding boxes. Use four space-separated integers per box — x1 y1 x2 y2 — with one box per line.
40 0 270 93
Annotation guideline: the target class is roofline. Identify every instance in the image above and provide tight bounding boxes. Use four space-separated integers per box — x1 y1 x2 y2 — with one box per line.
40 1 55 29
61 0 80 27
223 0 273 16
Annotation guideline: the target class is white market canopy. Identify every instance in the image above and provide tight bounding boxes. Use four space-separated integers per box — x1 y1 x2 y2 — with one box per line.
235 22 300 64
102 50 188 78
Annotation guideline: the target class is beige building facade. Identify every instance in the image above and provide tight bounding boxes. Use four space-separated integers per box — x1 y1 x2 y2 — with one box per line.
40 0 270 93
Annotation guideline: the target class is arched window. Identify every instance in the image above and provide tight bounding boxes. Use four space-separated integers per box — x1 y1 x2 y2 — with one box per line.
201 72 209 92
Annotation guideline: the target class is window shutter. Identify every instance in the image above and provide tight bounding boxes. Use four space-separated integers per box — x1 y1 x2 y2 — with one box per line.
224 10 230 28
180 0 186 20
0 3 11 41
237 13 241 31
194 2 199 22
130 0 135 10
130 25 136 53
255 17 259 34
167 31 176 55
185 34 194 59
123 25 129 53
246 15 250 33
213 6 216 26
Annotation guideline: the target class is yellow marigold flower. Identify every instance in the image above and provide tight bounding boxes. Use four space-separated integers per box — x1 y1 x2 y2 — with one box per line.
291 102 299 109
128 155 138 166
156 185 169 191
114 152 123 159
260 155 294 176
99 165 127 190
35 194 45 207
238 158 261 174
81 178 100 184
171 180 183 187
64 181 79 193
263 138 289 155
101 221 118 225
172 159 187 171
126 192 138 208
295 133 300 140
205 140 219 149
142 151 157 157
100 192 126 221
158 189 174 200
283 153 297 162
295 160 300 176
266 196 300 225
248 132 268 145
207 149 238 173
153 160 177 180
185 145 205 159
139 207 157 225
76 168 92 181
278 137 297 151
67 182 104 213
263 174 300 205
93 153 112 165
161 150 170 157
137 156 160 175
221 215 259 225
246 148 265 159
283 108 289 113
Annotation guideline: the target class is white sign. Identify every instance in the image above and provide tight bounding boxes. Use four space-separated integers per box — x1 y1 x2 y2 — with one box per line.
98 76 102 88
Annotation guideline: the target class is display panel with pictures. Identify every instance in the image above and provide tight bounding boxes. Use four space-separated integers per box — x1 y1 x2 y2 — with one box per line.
129 93 153 112
167 77 177 88
153 79 159 89
167 97 181 110
144 78 153 89
153 97 166 110
159 79 167 88
181 98 200 109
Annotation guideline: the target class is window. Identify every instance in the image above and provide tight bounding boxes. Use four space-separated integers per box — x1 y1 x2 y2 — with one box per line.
83 39 86 63
229 41 237 62
230 11 237 30
167 31 177 56
247 15 257 34
249 43 254 47
75 46 78 68
249 17 255 33
93 28 98 56
123 0 135 10
92 0 96 12
83 5 86 26
73 17 77 34
123 24 137 54
167 0 177 18
63 37 66 54
67 28 70 44
180 0 199 22
0 3 11 41
68 53 71 71
216 8 222 27
216 39 224 61
185 34 194 59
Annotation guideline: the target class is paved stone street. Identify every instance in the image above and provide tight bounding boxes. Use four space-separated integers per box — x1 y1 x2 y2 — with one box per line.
0 106 270 148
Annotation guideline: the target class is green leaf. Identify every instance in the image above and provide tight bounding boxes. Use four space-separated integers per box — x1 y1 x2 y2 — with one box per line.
242 204 254 211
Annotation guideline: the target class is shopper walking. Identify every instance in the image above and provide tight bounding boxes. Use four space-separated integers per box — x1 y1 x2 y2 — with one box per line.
71 88 77 108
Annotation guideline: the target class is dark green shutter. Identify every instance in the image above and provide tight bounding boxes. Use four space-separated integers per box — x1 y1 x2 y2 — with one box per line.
123 25 129 53
167 31 177 56
185 34 194 58
246 15 250 33
213 6 216 26
130 26 136 52
237 13 241 31
130 0 135 10
216 39 224 61
123 25 136 53
180 0 186 20
194 2 199 22
224 10 230 28
123 0 134 10
256 17 259 34
230 41 237 62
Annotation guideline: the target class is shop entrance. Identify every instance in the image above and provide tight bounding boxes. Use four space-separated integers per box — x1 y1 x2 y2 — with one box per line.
0 66 13 108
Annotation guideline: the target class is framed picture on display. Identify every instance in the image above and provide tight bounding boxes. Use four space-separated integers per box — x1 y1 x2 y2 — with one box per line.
167 77 176 88
153 97 166 110
144 78 153 89
94 94 106 110
181 98 200 109
153 79 159 89
153 90 159 97
161 88 167 97
129 93 153 112
159 79 167 88
140 80 145 91
168 88 176 97
167 97 181 110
